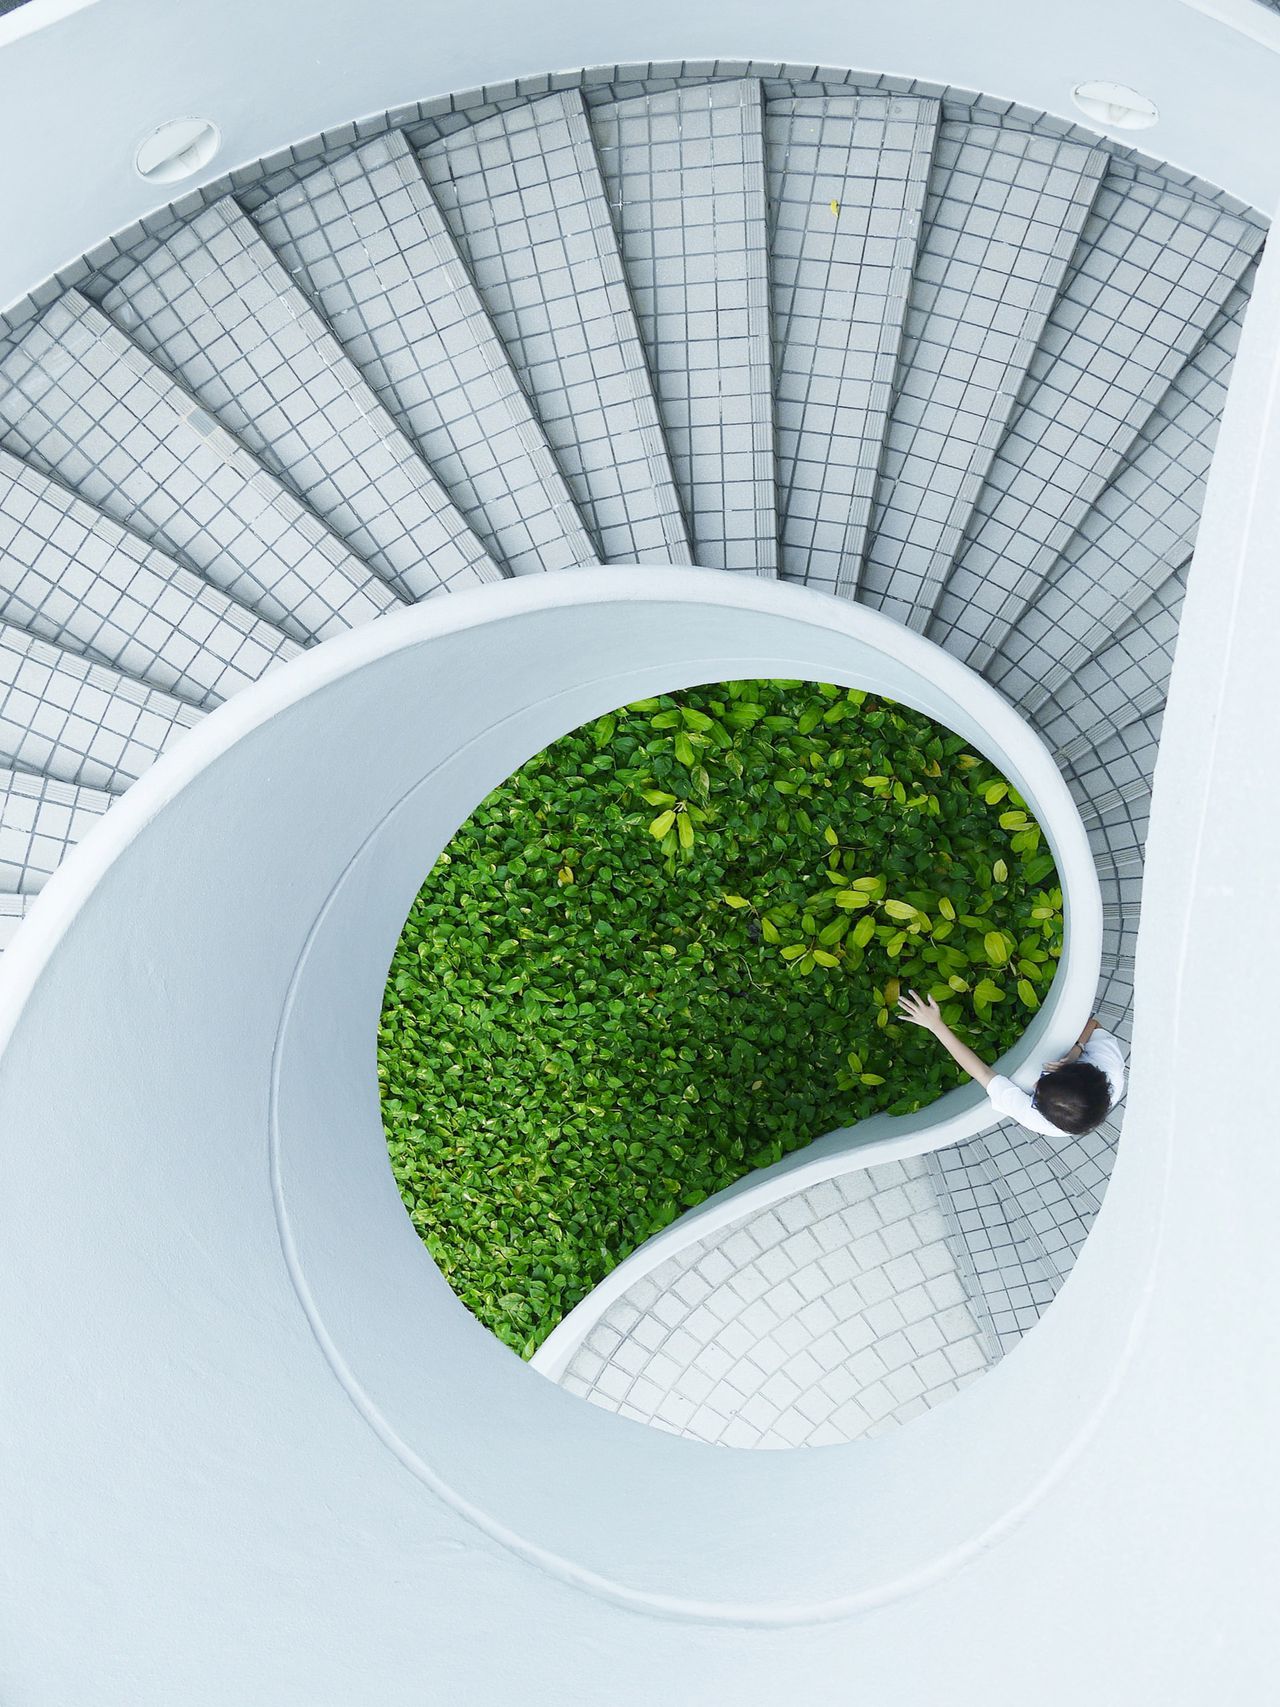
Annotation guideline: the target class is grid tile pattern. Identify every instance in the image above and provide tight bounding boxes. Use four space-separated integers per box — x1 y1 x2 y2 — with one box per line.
0 621 201 791
558 1159 993 1448
99 200 499 605
1037 562 1186 764
0 294 400 646
765 95 938 593
418 93 691 565
0 448 300 708
0 891 32 952
986 283 1248 710
931 173 1260 667
927 1129 1099 1352
859 124 1106 624
251 132 596 578
591 81 777 573
0 765 111 894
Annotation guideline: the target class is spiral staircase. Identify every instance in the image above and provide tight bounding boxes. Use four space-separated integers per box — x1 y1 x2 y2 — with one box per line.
0 69 1265 1456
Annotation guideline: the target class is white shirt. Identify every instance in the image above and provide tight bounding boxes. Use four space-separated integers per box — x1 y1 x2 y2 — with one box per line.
986 1027 1126 1138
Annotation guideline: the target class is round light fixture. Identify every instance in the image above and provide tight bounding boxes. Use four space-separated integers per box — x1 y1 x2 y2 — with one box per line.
134 117 221 184
1071 80 1159 131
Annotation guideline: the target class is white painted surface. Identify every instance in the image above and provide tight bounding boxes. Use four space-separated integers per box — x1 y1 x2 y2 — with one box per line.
1 227 1278 1687
2 0 1280 314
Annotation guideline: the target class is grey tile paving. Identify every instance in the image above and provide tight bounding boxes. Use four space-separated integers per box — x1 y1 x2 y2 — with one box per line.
928 1127 1097 1351
0 448 300 708
931 172 1261 667
765 94 938 593
0 294 401 647
986 281 1248 711
591 81 777 573
558 1157 993 1447
99 199 499 605
252 131 596 578
0 765 111 894
0 620 201 791
859 124 1106 624
1036 562 1187 763
418 92 691 565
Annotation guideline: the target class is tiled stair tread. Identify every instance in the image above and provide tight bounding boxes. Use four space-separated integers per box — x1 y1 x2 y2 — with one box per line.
859 124 1107 624
987 283 1248 710
0 620 201 792
418 92 691 565
1037 563 1187 762
1068 711 1163 821
560 1159 992 1448
0 765 111 894
0 891 33 951
765 93 938 594
590 80 777 574
251 131 596 578
927 1135 1069 1351
98 199 499 606
0 448 301 708
0 294 402 646
931 173 1262 667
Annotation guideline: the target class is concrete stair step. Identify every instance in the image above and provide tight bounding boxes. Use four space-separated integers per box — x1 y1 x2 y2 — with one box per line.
251 131 596 578
933 168 1261 668
97 198 499 605
859 123 1107 625
0 447 300 708
590 80 776 573
0 294 402 646
988 280 1250 711
418 91 691 565
0 619 200 792
765 93 939 595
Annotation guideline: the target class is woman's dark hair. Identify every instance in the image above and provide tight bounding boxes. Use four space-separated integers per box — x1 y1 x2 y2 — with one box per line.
1032 1061 1111 1135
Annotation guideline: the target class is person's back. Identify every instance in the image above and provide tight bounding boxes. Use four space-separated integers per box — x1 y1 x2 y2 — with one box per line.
897 995 1124 1138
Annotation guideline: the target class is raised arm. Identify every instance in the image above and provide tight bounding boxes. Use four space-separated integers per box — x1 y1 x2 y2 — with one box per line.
1046 1014 1101 1069
896 989 996 1088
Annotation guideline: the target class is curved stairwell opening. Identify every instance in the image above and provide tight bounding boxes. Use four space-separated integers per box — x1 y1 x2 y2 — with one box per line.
0 54 1268 1620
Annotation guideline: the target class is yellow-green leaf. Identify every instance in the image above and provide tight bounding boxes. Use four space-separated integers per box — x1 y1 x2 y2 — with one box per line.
648 809 675 839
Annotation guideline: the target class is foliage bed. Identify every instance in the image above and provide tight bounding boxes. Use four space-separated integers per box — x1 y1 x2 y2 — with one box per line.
379 679 1063 1355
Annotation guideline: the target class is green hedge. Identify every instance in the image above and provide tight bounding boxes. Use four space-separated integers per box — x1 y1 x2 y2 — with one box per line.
379 679 1063 1355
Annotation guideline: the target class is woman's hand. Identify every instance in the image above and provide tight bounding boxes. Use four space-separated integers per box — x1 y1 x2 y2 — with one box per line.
897 989 943 1033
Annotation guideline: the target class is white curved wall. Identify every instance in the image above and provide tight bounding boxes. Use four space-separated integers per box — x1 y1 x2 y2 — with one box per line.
2 7 1280 1700
2 245 1276 1701
0 570 1140 1697
3 0 1280 313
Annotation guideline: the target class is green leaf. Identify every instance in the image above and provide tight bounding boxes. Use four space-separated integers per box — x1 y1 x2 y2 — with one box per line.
1017 979 1040 1010
640 788 677 807
883 898 917 921
648 809 675 839
984 931 1010 965
823 825 840 846
674 732 696 766
992 858 1008 884
722 895 751 909
852 914 877 949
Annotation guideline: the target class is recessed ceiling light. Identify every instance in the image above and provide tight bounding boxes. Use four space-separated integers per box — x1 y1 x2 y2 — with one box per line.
134 118 221 184
1071 81 1159 130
